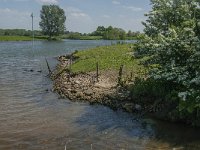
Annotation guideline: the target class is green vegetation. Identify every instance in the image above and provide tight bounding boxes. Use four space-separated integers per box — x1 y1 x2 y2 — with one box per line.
0 36 33 41
0 29 47 41
78 36 102 40
63 26 140 40
62 32 81 40
134 0 200 126
90 26 140 40
71 44 142 74
0 25 139 41
90 26 126 40
40 5 66 40
0 29 42 36
61 32 102 40
0 36 47 41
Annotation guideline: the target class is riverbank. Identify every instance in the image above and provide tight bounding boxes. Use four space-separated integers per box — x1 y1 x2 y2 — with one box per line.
62 35 137 40
52 44 146 113
52 44 198 126
0 35 137 41
0 35 47 41
51 43 173 117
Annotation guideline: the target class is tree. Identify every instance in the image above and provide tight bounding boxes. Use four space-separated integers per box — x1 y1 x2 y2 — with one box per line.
118 28 126 40
127 30 133 37
39 5 66 39
136 0 200 124
94 26 106 36
103 26 126 40
90 26 127 40
68 32 81 40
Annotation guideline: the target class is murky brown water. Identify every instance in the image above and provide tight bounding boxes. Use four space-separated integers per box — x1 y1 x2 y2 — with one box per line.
0 40 200 150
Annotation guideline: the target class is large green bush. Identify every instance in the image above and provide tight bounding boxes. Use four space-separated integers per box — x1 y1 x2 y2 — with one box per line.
135 0 200 125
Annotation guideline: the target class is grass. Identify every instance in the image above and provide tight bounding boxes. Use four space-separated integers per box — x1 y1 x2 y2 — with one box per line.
125 36 138 40
79 36 103 40
0 36 33 41
71 44 144 75
61 35 103 40
0 35 48 41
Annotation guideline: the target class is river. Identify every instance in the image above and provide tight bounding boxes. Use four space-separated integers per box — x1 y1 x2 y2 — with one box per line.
0 40 200 150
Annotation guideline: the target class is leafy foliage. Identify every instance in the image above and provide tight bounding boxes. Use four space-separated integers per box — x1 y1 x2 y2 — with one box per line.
67 32 81 40
39 5 66 39
135 0 200 124
0 29 42 36
91 26 128 40
61 26 140 40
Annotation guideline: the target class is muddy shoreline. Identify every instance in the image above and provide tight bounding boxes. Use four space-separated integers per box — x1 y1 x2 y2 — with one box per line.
51 53 199 127
52 55 143 113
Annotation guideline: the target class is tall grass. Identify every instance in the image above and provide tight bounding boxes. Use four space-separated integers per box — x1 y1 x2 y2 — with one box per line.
71 44 144 75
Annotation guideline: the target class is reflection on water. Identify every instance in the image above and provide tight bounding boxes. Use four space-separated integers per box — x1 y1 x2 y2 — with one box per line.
0 40 200 150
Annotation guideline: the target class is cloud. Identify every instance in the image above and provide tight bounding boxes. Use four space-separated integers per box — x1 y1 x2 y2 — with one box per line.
0 0 58 3
0 8 34 29
112 0 120 5
102 15 110 18
35 0 58 4
0 8 30 16
71 12 88 17
123 6 143 12
66 7 90 18
0 0 29 2
13 0 29 1
119 14 125 18
64 6 94 33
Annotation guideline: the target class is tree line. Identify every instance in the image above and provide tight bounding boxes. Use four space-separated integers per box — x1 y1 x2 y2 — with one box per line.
64 26 140 40
39 5 140 40
0 5 140 40
90 26 140 40
90 26 126 40
0 26 139 40
0 29 42 36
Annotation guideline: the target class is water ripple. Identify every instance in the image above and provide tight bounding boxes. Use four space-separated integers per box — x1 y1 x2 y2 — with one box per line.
0 41 200 150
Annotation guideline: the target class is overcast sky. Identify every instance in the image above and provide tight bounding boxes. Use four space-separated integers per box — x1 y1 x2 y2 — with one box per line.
0 0 151 33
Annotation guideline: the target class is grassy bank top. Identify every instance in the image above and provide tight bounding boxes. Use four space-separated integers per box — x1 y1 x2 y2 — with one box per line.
0 36 33 41
71 44 144 75
0 35 136 41
0 36 48 41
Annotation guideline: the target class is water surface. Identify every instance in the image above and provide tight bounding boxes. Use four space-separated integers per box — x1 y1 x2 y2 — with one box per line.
0 40 200 150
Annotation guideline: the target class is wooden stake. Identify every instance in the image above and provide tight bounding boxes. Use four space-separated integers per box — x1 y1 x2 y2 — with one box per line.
118 65 124 84
45 58 52 75
130 71 133 80
68 55 73 80
96 62 99 82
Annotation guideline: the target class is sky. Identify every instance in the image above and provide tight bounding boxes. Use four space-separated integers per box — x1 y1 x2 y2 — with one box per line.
0 0 151 33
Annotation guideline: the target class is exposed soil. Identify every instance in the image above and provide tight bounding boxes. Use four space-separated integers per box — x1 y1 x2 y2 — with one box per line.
52 55 141 113
51 54 200 127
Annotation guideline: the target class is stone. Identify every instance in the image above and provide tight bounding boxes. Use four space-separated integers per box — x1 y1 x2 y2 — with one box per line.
84 89 93 96
123 103 135 113
135 104 142 111
75 80 81 84
71 89 77 93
